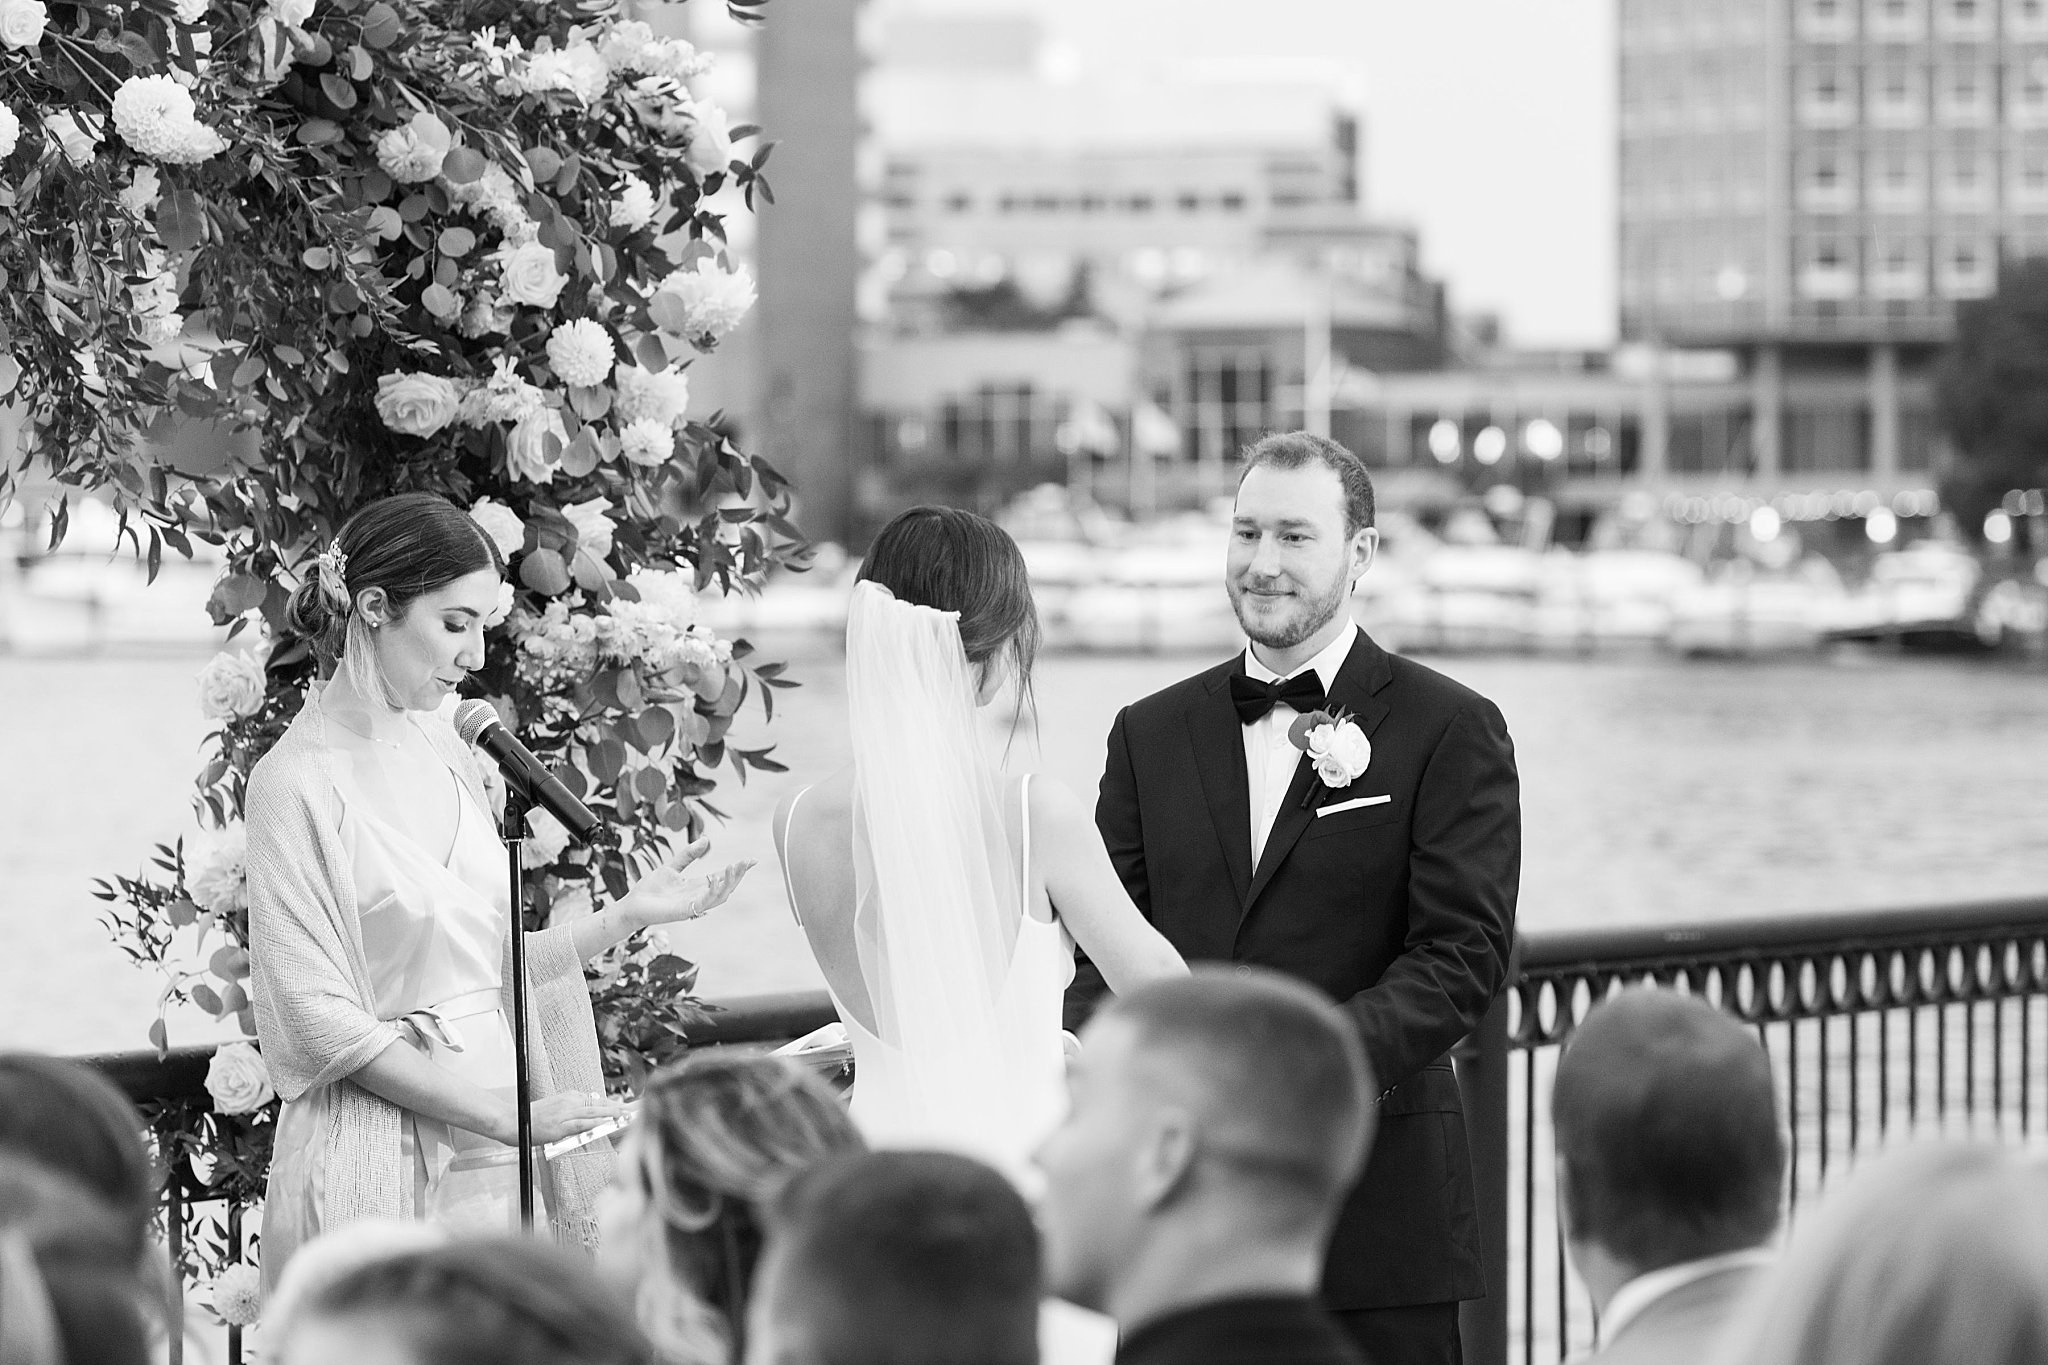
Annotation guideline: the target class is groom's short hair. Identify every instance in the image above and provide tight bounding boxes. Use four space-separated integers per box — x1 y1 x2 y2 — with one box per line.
1238 431 1377 535
758 1150 1040 1365
1108 968 1376 1219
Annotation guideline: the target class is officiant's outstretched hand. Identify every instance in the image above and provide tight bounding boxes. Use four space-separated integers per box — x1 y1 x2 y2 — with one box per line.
564 837 752 963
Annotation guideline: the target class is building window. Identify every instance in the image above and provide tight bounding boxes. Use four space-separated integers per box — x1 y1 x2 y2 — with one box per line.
938 384 1051 467
1802 66 1854 125
2015 0 2048 34
1942 238 1995 296
1219 191 1246 211
1124 194 1154 213
944 192 972 213
1800 0 1857 35
1874 240 1927 297
1872 67 1923 124
1803 152 1856 208
1176 192 1201 212
2015 154 2048 204
1943 152 1994 207
1869 0 1923 36
1184 348 1276 466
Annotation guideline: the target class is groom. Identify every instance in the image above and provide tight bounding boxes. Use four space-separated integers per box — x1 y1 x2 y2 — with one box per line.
1067 432 1519 1365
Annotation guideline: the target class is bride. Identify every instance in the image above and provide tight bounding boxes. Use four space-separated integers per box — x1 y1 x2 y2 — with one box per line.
773 506 1186 1176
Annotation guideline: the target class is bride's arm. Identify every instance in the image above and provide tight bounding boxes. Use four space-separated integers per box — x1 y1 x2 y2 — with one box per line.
1030 775 1188 992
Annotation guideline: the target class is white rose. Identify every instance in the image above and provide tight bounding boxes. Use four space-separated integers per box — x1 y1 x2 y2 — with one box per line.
485 581 515 627
609 176 657 231
610 362 689 428
469 497 526 558
374 112 452 184
562 496 616 560
548 882 594 926
264 0 313 27
196 650 266 720
683 99 734 177
506 406 567 483
44 111 102 166
497 240 568 309
0 0 47 50
374 372 462 437
209 1263 263 1327
522 808 571 868
1327 722 1372 776
172 0 208 23
544 318 615 388
617 417 673 467
187 824 248 917
203 1041 274 1115
0 104 17 159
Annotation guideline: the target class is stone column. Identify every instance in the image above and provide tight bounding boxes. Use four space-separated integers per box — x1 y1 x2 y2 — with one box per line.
1752 342 1784 478
1869 342 1900 478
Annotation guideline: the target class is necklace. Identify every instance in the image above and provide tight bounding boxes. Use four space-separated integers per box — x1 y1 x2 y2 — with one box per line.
322 703 412 751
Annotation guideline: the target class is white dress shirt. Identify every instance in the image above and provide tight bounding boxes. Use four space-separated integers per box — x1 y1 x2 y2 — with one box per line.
1241 620 1359 870
1597 1247 1775 1345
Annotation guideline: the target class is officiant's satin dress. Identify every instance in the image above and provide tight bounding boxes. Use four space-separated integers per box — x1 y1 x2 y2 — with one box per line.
264 730 524 1251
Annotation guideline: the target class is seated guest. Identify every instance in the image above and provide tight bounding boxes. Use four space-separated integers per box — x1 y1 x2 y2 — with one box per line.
597 1054 863 1365
1552 989 1783 1365
262 1218 450 1353
1711 1140 2048 1365
0 1156 153 1365
746 1150 1041 1365
1033 968 1375 1365
275 1236 659 1365
0 1053 156 1259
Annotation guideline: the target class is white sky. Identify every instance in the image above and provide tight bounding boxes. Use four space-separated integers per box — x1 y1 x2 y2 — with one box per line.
894 0 1618 348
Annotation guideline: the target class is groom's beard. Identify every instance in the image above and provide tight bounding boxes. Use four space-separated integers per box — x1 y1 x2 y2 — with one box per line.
1228 563 1352 651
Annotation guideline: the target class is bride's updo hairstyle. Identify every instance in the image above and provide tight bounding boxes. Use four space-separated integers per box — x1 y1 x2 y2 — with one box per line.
285 492 504 703
856 505 1042 701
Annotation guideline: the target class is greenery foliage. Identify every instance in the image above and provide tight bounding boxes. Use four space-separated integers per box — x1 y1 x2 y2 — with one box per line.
1 0 802 1278
1936 257 2048 540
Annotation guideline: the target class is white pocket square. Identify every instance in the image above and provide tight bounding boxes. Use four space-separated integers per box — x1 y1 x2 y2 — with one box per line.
1317 794 1392 818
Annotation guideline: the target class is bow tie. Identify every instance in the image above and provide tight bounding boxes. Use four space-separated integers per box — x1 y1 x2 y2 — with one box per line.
1229 670 1326 725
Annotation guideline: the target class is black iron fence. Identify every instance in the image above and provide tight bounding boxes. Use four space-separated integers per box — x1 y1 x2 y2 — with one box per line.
83 898 2048 1365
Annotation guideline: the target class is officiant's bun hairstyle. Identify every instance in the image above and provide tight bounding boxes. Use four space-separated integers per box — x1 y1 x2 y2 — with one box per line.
858 505 1041 690
286 492 504 668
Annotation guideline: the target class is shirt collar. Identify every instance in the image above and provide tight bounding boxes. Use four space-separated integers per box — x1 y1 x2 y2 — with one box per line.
1244 618 1358 692
1600 1248 1774 1344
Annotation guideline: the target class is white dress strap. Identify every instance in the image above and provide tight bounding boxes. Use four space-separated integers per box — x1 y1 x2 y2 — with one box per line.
1018 772 1033 913
777 785 813 926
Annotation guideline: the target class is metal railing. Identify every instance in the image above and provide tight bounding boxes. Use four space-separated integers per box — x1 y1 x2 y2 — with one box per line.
83 899 2048 1365
1455 895 2048 1365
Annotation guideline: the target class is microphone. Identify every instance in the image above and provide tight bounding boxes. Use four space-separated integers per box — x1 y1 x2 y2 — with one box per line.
454 699 601 842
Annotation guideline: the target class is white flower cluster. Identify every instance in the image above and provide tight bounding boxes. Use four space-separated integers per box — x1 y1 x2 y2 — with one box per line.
208 1262 264 1327
513 598 601 689
563 495 616 560
111 75 226 164
376 111 452 184
652 258 755 351
617 417 673 468
545 318 615 388
187 822 247 917
605 569 731 680
515 39 609 104
172 0 207 24
596 21 709 82
131 250 184 345
469 497 527 558
611 363 690 429
609 175 658 232
119 167 161 217
0 105 18 160
445 161 534 240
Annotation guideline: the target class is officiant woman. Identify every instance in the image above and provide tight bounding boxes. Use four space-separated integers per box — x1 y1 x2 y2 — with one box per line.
246 492 747 1285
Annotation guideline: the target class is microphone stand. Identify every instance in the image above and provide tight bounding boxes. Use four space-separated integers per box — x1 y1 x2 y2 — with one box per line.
501 784 536 1229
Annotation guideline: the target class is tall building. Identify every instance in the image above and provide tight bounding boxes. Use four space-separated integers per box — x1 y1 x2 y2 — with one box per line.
1615 0 2048 483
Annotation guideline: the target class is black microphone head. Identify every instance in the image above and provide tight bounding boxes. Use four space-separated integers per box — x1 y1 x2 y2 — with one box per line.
454 698 501 746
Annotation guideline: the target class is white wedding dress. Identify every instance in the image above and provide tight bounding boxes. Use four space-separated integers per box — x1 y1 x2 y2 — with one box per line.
777 582 1114 1365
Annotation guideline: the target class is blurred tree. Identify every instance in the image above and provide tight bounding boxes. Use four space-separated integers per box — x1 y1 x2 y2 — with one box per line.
1936 257 2048 543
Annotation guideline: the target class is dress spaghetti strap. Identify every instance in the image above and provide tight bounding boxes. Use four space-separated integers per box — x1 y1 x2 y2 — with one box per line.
777 784 813 927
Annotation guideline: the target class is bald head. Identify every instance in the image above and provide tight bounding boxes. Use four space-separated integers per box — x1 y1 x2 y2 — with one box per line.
1553 989 1783 1273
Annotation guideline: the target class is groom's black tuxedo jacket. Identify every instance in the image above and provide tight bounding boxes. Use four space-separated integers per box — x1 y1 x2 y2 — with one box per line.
1066 629 1520 1312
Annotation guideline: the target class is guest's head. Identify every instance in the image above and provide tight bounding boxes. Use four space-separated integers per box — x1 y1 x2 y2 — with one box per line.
1710 1141 2048 1365
857 505 1040 705
278 1236 658 1365
264 1218 451 1348
1551 988 1783 1310
1229 432 1377 652
0 1053 155 1258
0 1157 153 1365
1033 968 1375 1319
746 1150 1040 1365
597 1054 862 1365
285 491 506 711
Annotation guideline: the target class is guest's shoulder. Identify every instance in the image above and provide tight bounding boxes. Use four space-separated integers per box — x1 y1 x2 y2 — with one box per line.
1120 655 1239 723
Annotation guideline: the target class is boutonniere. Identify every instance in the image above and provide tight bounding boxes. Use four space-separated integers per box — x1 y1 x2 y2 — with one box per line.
1287 708 1372 807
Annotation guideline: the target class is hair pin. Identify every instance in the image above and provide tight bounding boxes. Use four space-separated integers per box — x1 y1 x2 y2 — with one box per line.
313 539 350 612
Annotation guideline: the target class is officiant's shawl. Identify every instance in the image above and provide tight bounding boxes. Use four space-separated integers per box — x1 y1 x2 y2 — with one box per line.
246 698 613 1259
